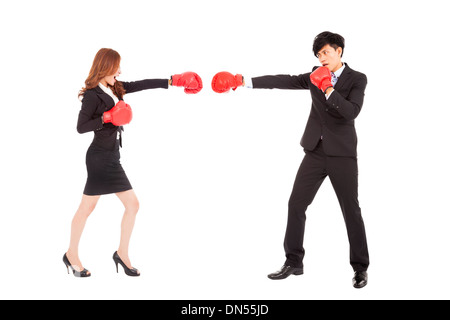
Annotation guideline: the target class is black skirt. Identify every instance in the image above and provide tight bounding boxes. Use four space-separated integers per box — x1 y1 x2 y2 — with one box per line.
83 140 132 196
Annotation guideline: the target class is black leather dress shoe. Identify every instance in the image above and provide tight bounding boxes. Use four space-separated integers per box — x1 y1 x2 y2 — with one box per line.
268 265 304 280
352 271 368 289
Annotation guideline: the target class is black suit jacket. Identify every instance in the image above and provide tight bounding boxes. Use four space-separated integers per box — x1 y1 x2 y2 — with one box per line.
77 79 168 149
252 63 367 157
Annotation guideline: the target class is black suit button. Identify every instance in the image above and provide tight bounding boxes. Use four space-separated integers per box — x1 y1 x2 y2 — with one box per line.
326 108 329 111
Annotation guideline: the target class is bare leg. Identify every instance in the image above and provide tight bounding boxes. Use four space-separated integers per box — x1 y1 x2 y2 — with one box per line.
115 189 140 273
66 194 101 274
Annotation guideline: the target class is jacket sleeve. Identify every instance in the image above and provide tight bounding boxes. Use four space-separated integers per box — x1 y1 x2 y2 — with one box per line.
326 73 367 121
77 91 103 134
251 74 310 90
122 79 169 94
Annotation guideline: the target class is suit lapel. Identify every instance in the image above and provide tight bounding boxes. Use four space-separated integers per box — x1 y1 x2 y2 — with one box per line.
334 63 353 92
94 86 115 110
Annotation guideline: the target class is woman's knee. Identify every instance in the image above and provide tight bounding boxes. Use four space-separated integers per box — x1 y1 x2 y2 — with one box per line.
125 198 140 214
116 190 140 214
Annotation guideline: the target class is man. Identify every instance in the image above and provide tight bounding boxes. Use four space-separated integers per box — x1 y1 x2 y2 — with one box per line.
211 31 369 288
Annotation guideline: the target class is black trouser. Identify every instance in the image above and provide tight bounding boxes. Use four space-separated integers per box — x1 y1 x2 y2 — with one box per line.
284 140 369 272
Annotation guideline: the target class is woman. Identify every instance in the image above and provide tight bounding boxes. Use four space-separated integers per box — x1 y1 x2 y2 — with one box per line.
63 48 202 277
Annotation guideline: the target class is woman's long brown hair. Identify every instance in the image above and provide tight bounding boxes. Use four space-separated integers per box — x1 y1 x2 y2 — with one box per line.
78 48 125 100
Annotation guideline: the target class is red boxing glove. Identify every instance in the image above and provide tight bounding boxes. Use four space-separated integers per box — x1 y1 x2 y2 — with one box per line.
310 66 333 93
211 72 243 93
171 72 203 94
103 101 133 126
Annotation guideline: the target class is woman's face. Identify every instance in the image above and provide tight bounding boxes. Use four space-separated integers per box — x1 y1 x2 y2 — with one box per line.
103 66 121 86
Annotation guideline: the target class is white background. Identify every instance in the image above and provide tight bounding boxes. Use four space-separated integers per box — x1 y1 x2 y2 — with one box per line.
1 0 449 300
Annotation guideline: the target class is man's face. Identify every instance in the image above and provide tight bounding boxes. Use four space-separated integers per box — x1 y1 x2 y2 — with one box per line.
316 44 343 72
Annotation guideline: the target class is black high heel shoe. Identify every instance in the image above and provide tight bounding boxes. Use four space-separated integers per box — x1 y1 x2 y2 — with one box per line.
63 253 91 278
113 251 140 277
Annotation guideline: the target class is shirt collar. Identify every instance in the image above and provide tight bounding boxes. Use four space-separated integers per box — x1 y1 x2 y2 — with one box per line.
98 82 110 93
332 62 346 78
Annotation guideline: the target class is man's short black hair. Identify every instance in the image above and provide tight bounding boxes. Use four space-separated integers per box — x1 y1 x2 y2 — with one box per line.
313 31 345 58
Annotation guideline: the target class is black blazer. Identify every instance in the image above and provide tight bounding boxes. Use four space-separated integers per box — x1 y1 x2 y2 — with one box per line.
252 63 367 157
77 79 168 149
